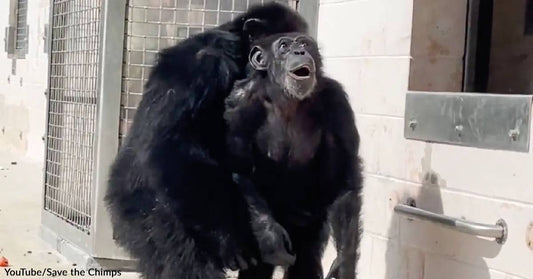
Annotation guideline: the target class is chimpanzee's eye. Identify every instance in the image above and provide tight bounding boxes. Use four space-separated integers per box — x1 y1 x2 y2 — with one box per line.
300 41 308 48
279 42 289 52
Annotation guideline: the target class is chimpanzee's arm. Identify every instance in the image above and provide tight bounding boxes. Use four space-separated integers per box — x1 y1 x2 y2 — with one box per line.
224 80 266 174
232 173 296 267
137 30 242 168
224 83 296 267
318 78 363 279
326 189 362 279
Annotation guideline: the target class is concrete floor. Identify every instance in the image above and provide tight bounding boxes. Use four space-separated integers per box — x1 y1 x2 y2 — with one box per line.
0 150 140 279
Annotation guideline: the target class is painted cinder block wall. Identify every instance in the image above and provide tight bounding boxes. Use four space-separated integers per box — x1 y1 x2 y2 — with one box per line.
317 0 533 278
0 0 49 162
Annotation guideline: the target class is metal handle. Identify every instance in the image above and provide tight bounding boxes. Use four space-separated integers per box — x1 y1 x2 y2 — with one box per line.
394 202 507 244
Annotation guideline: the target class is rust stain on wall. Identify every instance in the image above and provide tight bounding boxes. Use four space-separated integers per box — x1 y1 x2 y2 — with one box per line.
527 223 533 250
427 39 451 64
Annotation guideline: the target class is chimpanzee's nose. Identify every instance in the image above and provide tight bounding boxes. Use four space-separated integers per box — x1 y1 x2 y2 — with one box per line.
293 49 306 55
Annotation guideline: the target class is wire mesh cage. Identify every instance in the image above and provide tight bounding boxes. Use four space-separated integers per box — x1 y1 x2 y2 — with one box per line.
44 0 102 235
119 0 289 144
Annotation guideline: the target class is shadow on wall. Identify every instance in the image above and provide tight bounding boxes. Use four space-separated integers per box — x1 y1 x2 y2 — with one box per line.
383 144 502 279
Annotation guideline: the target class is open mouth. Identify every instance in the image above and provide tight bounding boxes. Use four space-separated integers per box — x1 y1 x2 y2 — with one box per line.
289 65 313 80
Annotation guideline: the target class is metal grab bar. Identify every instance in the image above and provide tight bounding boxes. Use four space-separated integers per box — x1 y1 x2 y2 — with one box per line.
394 203 508 244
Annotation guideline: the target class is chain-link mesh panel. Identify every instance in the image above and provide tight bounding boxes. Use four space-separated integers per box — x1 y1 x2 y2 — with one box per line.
119 0 289 144
15 0 28 52
44 0 102 234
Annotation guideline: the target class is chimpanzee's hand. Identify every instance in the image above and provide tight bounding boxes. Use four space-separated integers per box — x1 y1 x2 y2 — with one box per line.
219 237 258 271
252 215 296 267
230 173 296 267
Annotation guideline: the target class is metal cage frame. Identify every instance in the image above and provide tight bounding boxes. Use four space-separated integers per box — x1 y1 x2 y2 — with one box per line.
41 0 318 267
41 0 130 265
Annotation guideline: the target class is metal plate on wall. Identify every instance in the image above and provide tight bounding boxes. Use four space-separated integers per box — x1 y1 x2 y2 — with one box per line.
404 92 532 152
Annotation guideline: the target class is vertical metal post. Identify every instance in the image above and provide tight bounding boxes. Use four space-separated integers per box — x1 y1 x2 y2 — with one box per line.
297 0 319 38
91 0 129 259
463 0 480 92
42 0 54 217
463 0 493 92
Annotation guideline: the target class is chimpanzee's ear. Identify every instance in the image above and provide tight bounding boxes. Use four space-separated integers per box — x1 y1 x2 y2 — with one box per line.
249 46 267 71
243 18 267 42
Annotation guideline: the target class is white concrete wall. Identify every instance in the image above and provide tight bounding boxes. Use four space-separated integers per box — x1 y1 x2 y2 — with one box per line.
317 0 533 279
0 0 49 162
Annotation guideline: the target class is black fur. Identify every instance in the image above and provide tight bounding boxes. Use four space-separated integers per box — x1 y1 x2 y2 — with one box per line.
224 33 363 279
326 189 362 279
105 4 307 279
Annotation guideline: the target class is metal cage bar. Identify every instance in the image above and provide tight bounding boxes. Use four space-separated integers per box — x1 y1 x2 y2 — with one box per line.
91 0 129 259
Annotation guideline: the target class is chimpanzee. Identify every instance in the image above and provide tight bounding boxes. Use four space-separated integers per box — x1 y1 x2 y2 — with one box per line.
105 3 308 279
224 33 363 279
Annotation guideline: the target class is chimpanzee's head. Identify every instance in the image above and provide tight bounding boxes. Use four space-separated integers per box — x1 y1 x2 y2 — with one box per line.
218 3 307 48
249 33 321 100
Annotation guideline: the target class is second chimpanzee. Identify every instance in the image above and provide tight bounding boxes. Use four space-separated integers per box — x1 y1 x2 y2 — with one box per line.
224 33 363 279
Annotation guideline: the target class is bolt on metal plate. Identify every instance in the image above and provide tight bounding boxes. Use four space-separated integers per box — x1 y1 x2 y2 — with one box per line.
404 92 532 152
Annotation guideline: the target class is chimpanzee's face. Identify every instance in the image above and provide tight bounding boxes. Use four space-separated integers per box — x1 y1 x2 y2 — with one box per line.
249 33 319 100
